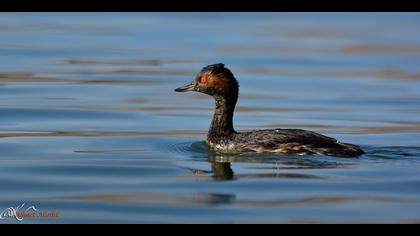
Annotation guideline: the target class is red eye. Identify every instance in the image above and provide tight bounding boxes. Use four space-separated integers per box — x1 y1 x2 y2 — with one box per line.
199 76 207 83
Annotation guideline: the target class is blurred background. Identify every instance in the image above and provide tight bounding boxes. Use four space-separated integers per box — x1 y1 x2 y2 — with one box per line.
0 13 420 223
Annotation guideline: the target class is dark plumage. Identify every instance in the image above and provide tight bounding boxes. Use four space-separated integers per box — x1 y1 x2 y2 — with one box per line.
175 63 364 157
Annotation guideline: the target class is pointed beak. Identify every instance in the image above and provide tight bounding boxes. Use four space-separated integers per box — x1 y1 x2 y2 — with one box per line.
175 83 195 92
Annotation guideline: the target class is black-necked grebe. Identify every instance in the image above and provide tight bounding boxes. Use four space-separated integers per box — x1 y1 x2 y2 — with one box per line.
175 63 364 157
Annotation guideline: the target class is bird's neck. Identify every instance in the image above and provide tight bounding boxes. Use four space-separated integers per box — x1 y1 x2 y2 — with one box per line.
208 94 237 140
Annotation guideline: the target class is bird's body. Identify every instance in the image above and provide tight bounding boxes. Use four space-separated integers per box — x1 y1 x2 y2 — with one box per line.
175 63 364 157
207 129 363 157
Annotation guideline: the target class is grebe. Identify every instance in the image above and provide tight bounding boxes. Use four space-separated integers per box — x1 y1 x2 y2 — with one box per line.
175 63 364 157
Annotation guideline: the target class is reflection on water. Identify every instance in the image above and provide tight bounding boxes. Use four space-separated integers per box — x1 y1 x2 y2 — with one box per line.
211 162 235 181
180 141 348 181
1 13 420 223
208 161 326 181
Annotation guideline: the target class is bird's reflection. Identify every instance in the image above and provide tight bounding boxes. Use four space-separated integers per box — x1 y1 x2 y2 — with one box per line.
211 161 234 181
185 141 353 181
191 154 353 181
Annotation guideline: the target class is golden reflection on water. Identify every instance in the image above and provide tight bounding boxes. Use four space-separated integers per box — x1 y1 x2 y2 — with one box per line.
56 59 196 66
237 67 420 81
0 130 206 138
240 123 420 135
60 190 410 207
217 42 420 55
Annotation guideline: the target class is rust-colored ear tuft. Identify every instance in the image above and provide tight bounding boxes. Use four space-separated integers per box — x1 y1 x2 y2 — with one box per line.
207 76 233 95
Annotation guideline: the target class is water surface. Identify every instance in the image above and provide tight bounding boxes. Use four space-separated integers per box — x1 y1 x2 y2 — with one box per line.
1 13 420 223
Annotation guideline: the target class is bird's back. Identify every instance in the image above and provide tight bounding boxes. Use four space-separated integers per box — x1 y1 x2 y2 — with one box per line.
208 128 364 157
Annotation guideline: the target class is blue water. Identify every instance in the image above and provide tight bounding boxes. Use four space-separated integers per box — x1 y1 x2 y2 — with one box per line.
1 13 420 223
